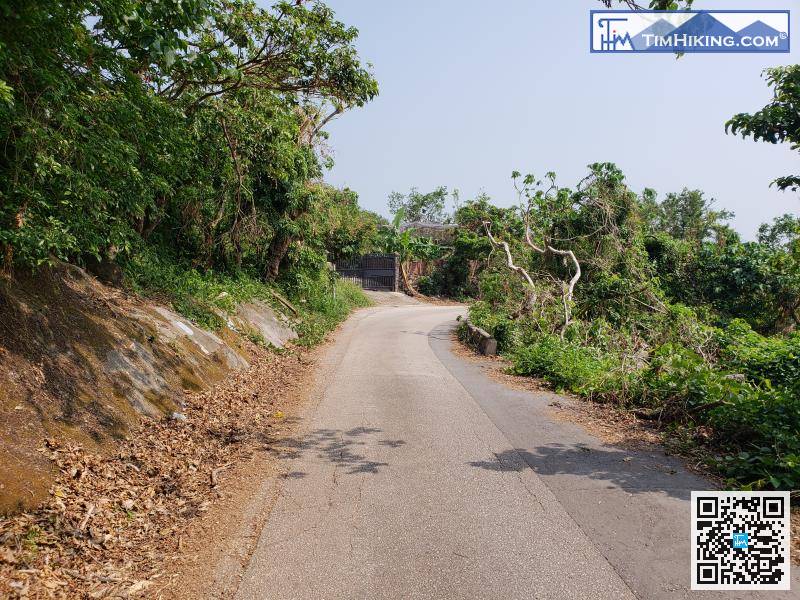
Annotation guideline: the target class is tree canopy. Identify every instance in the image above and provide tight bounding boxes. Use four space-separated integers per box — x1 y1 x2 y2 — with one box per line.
387 187 450 224
0 0 378 279
727 66 800 192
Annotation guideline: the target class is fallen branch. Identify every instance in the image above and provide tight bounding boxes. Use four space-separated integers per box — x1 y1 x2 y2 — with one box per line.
270 290 299 316
483 221 538 315
484 222 536 288
399 260 422 297
210 463 233 487
77 503 95 531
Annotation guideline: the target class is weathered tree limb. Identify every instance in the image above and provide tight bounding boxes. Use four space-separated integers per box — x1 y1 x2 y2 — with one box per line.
483 221 537 314
483 222 536 288
399 260 419 297
523 212 581 336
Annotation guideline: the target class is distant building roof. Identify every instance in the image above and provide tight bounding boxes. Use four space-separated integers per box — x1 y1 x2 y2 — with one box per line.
398 221 458 242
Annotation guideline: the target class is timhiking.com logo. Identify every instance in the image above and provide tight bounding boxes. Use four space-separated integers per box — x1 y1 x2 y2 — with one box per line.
591 10 790 53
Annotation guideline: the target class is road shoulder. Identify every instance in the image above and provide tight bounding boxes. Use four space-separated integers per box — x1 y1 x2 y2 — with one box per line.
430 319 799 599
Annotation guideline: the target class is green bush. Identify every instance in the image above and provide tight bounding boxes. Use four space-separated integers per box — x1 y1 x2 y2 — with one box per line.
416 275 436 296
707 385 800 490
641 344 743 413
717 319 800 396
633 342 800 489
468 301 521 352
123 244 369 345
417 230 490 299
510 335 624 399
291 275 371 347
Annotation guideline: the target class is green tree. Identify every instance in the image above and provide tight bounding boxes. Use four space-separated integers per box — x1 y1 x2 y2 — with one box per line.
0 0 378 278
377 209 444 294
758 214 800 251
693 239 800 333
645 188 735 246
387 187 449 223
727 66 800 192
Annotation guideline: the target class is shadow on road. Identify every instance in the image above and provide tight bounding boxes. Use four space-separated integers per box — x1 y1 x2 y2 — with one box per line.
265 424 403 476
468 444 696 500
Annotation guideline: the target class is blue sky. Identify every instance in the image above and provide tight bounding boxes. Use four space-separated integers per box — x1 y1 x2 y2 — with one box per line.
318 0 798 238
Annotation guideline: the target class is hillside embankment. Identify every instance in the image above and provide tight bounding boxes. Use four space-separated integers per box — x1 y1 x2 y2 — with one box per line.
0 264 329 598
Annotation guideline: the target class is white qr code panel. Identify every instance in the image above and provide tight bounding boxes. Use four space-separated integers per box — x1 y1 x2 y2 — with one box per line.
691 491 790 590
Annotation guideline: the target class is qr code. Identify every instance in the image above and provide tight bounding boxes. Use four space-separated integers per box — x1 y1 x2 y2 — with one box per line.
691 491 791 590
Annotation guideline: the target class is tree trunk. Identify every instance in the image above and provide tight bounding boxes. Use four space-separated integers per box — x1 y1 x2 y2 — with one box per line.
399 260 419 296
264 233 291 280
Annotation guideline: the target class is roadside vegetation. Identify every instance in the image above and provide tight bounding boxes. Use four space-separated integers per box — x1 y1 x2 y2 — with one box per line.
411 166 799 492
0 0 384 345
393 0 800 491
1 0 798 502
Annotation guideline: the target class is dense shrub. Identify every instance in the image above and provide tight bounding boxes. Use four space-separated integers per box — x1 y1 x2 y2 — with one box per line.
417 231 490 299
707 386 800 490
641 344 745 414
123 244 369 344
716 320 800 396
463 163 800 491
510 335 624 399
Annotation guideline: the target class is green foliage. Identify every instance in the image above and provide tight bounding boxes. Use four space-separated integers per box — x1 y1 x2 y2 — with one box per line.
717 320 800 396
727 66 800 192
643 232 695 300
123 245 274 329
467 300 519 351
456 192 523 237
644 201 800 334
709 386 800 490
376 210 445 263
510 335 623 398
464 162 800 490
387 186 450 223
690 240 800 334
417 229 489 299
307 189 382 262
122 244 369 344
643 188 734 246
0 0 379 352
643 345 741 412
642 342 800 489
0 0 377 278
418 193 521 298
758 214 800 250
292 278 371 346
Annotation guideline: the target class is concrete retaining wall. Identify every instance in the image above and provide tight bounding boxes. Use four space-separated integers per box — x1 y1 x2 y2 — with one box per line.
465 321 498 356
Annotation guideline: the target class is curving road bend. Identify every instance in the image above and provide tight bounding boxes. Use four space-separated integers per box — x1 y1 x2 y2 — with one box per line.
234 303 797 600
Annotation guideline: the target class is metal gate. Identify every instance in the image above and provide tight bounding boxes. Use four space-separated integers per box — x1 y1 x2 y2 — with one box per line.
334 254 398 292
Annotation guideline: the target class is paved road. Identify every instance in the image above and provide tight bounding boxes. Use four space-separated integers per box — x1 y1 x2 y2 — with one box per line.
236 305 796 600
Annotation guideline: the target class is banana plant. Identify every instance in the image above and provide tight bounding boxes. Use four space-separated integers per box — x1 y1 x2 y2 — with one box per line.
379 208 444 294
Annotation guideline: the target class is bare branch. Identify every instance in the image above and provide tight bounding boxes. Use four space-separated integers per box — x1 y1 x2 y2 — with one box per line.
546 246 581 305
483 221 536 289
521 195 581 336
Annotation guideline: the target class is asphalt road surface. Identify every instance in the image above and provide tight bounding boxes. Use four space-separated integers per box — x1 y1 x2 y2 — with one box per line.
235 304 797 600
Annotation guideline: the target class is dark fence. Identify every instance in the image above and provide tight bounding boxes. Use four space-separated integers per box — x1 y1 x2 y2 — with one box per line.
334 254 398 292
